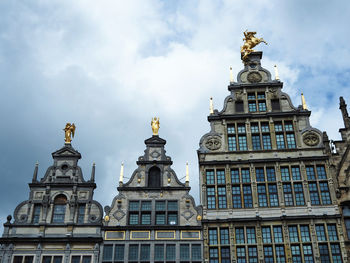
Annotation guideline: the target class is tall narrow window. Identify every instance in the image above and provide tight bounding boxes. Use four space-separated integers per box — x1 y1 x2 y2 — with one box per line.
262 227 272 243
227 125 237 151
52 195 67 223
283 183 294 206
309 183 320 205
238 124 247 150
33 204 41 224
207 187 216 209
271 99 280 111
294 183 305 205
77 204 85 223
129 244 139 261
268 184 279 207
148 166 161 187
154 244 164 261
258 185 268 207
243 185 253 208
235 228 245 244
235 101 244 112
319 182 332 204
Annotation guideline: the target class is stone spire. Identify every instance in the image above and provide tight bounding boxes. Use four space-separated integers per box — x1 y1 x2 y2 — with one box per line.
32 161 39 182
90 162 95 182
119 162 124 186
339 96 350 129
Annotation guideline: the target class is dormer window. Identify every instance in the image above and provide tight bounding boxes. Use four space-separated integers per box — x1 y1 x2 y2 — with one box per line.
148 166 161 187
52 195 67 223
248 92 266 112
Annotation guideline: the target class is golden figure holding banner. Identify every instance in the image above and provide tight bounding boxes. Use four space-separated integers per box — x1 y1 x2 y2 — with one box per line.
151 117 160 135
241 30 267 60
63 123 76 144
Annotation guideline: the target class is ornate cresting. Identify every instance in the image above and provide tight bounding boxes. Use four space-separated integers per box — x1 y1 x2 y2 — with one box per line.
151 117 160 135
241 30 267 60
63 123 76 144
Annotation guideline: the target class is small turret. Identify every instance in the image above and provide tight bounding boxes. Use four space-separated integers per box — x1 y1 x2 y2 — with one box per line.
339 96 350 129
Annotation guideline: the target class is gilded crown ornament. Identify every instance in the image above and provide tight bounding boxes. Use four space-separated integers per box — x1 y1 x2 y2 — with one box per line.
241 30 267 60
63 123 76 144
151 117 160 135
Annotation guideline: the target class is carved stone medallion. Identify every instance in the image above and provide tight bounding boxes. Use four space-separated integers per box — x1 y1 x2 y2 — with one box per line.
303 131 320 146
247 72 262 83
204 136 222 151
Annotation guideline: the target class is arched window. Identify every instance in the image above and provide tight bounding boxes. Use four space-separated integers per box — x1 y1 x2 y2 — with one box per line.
148 166 161 188
52 194 67 223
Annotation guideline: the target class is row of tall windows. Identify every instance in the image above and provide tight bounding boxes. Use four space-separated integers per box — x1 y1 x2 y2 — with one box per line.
128 200 178 225
227 121 296 151
13 255 92 263
235 92 280 113
102 243 201 263
206 165 331 209
207 224 342 263
31 195 86 224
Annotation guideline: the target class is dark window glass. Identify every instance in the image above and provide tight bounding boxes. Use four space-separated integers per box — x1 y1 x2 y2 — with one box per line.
231 169 240 183
207 187 216 209
271 99 280 111
283 183 294 206
306 166 316 180
129 214 138 225
317 166 327 179
180 244 190 261
288 226 299 242
291 245 301 263
291 167 301 180
141 244 150 261
154 244 164 261
248 102 257 112
192 245 201 261
261 123 270 132
156 201 165 211
206 170 215 184
258 102 266 111
209 248 219 263
294 183 305 205
141 213 151 225
247 227 256 244
243 185 253 208
129 244 139 261
262 135 272 149
319 244 330 263
77 204 85 223
258 185 267 207
220 228 229 244
232 186 242 208
115 245 124 261
309 183 320 205
168 201 178 211
241 169 250 182
129 201 139 211
25 257 34 263
275 245 286 263
248 247 258 263
218 187 227 209
273 226 283 243
33 205 41 224
141 201 152 211
156 213 165 225
228 136 237 151
303 244 314 263
166 245 176 261
262 227 271 243
330 243 342 263
320 182 332 204
266 168 276 181
274 123 283 132
221 247 230 263
217 170 226 184
268 184 279 206
300 225 310 242
256 168 265 182
236 247 246 263
209 229 218 245
52 195 67 223
251 124 259 133
72 256 80 263
286 133 296 148
284 122 293 131
82 256 91 263
276 134 285 149
13 256 23 263
103 245 113 261
235 101 244 112
281 167 290 181
252 135 261 150
148 166 161 187
235 227 245 244
327 224 338 241
316 224 327 241
263 246 273 263
238 135 248 150
248 93 256 100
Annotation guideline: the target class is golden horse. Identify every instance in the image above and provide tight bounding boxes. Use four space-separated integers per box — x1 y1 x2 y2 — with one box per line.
241 31 267 60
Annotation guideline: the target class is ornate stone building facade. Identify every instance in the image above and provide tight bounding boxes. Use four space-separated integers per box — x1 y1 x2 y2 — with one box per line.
0 142 104 263
198 52 348 262
101 134 202 263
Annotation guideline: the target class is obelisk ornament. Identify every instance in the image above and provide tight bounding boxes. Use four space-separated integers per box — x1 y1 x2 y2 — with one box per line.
63 123 76 144
151 117 160 136
240 30 267 60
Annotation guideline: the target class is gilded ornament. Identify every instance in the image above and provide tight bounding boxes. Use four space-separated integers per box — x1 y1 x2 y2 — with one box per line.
205 136 222 151
303 132 320 146
151 117 160 135
63 123 76 144
247 72 262 83
241 30 267 60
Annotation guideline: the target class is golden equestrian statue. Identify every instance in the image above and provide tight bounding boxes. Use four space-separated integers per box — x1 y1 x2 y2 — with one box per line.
63 123 76 144
240 30 267 60
151 117 160 135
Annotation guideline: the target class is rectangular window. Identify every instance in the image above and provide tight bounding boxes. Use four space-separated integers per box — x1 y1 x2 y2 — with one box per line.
129 201 139 211
262 135 272 149
266 168 276 181
327 224 338 241
218 187 227 209
166 244 176 261
52 204 66 223
232 186 242 208
129 214 139 225
258 185 267 207
103 245 113 261
252 135 261 150
235 228 245 244
241 169 250 183
207 187 216 209
231 169 240 183
306 166 316 180
268 184 279 207
284 122 293 131
273 226 283 243
236 101 244 112
156 214 165 225
167 213 177 225
243 185 253 208
209 248 219 263
262 227 271 243
154 244 164 261
319 244 330 263
294 183 305 205
33 205 41 224
317 165 327 179
283 183 294 206
256 168 265 182
129 244 139 261
141 201 151 211
192 245 201 261
206 170 215 184
263 246 274 263
141 244 150 261
251 124 259 133
180 244 190 261
308 183 320 205
228 136 237 151
303 244 314 263
237 124 246 133
291 166 301 180
236 247 246 263
300 225 311 242
275 123 283 132
286 133 296 148
246 227 256 244
238 136 248 150
257 92 265 99
261 123 270 132
258 102 266 111
291 245 301 263
276 134 285 149
141 213 151 225
248 247 258 263
248 102 257 112
280 167 290 181
220 228 229 244
13 256 34 263
209 229 218 245
221 247 230 263
248 93 256 100
275 246 285 263
330 243 342 263
320 182 332 204
42 256 62 263
316 224 327 241
115 245 124 261
217 170 226 184
271 99 280 111
288 226 299 242
77 204 85 223
156 201 165 211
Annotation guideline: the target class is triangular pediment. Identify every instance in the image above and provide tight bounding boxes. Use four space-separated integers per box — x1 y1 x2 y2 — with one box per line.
52 145 81 159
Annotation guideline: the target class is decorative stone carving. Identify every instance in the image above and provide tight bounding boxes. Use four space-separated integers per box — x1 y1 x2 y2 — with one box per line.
181 209 194 221
303 131 320 146
113 209 125 221
204 136 222 151
247 71 262 83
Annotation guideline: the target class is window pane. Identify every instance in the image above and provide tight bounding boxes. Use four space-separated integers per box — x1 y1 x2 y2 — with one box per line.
103 245 113 261
209 248 219 263
273 226 283 243
43 256 51 263
251 124 259 133
319 244 330 263
220 228 230 244
52 204 66 223
141 244 150 260
317 166 327 179
13 256 23 263
248 102 257 112
209 229 218 245
248 93 256 100
288 226 299 242
228 136 237 151
192 245 201 260
275 246 285 263
156 213 165 225
155 201 165 211
129 214 139 225
291 167 301 180
286 133 296 148
53 257 62 263
115 245 125 261
24 256 34 263
309 183 320 205
129 201 139 211
330 243 342 263
268 184 279 207
168 213 177 225
238 136 247 150
77 204 85 223
261 123 270 132
227 125 235 134
283 183 294 206
327 224 338 241
217 170 226 184
320 182 332 204
237 124 246 133
266 168 276 181
232 186 242 208
291 245 301 263
252 135 261 150
167 201 178 211
258 185 267 207
207 187 216 209
180 244 190 260
262 227 271 243
300 225 310 242
303 245 314 263
166 245 176 260
316 225 326 241
33 205 41 224
231 169 240 183
257 93 265 99
247 227 256 244
274 123 283 132
258 102 266 111
306 166 316 180
206 170 215 184
256 168 265 182
218 187 227 208
243 185 253 208
72 256 80 263
263 246 273 263
154 244 164 261
262 135 272 149
141 213 151 225
235 228 245 244
236 247 246 263
276 134 285 149
82 256 91 263
248 247 258 263
241 169 250 183
294 183 305 205
284 122 293 131
141 201 152 211
129 244 139 261
281 167 290 181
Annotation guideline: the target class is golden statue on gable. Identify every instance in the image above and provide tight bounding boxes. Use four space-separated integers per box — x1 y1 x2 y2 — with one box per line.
63 123 76 144
151 117 160 135
241 30 267 60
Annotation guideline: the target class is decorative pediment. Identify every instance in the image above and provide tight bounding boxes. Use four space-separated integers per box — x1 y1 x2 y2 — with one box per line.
52 145 81 159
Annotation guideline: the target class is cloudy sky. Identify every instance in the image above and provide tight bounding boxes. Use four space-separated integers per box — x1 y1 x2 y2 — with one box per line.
1 0 350 230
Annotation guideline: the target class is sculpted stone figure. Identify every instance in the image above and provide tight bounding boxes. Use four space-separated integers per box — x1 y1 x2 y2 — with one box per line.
63 123 76 144
151 117 160 135
241 30 267 60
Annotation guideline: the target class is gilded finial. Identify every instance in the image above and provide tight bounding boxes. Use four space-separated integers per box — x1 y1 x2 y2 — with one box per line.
209 97 214 114
274 65 280 80
119 162 124 184
185 162 189 183
151 117 160 136
301 93 308 110
241 30 267 60
63 123 76 144
229 67 234 83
